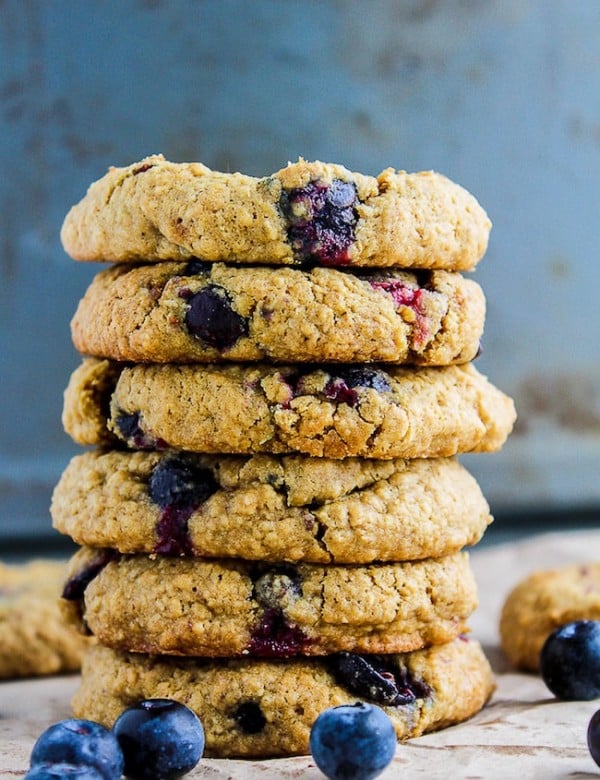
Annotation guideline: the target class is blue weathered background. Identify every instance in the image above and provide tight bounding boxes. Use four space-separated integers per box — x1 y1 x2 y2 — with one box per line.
1 1 599 549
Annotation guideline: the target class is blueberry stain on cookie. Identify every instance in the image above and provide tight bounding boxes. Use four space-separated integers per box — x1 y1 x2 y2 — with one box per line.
247 607 311 657
280 179 358 266
330 652 431 706
369 276 434 349
149 455 218 556
181 285 248 350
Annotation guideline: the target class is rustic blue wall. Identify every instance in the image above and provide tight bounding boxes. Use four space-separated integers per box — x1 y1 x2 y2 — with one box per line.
1 1 599 547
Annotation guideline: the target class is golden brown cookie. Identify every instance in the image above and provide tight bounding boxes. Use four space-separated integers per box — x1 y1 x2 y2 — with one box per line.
62 547 478 657
62 359 516 459
70 262 485 365
61 155 491 270
500 562 600 671
0 559 91 679
73 637 495 757
51 450 491 563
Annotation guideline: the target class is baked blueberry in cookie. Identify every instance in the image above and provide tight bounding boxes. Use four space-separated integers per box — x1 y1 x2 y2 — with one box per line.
330 652 431 706
280 179 358 266
181 285 248 350
325 367 392 407
231 702 267 735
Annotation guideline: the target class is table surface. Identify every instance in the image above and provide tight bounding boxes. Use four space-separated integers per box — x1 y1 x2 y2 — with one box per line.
2 529 600 779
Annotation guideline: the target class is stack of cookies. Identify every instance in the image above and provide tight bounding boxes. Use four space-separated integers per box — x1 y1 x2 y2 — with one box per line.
52 156 516 758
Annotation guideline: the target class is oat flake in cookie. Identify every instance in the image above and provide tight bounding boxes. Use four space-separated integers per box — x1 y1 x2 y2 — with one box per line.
61 155 491 269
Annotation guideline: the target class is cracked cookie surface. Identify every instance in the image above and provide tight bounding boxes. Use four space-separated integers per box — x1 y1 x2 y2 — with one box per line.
61 155 491 270
62 547 478 657
63 359 516 459
0 559 91 679
70 261 485 365
51 450 491 563
500 562 600 671
73 637 494 757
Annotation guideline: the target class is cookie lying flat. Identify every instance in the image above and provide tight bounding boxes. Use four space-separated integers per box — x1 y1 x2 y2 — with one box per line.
73 636 494 758
51 450 491 564
62 547 478 657
0 559 91 679
70 262 485 365
61 155 491 270
500 562 600 671
63 359 516 459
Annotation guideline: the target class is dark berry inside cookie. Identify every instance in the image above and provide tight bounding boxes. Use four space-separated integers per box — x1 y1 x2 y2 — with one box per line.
252 566 303 609
183 285 248 350
149 456 218 509
280 179 358 266
183 260 211 276
330 652 431 706
325 367 392 406
115 412 164 450
231 702 267 734
62 549 120 601
149 456 218 556
248 608 310 657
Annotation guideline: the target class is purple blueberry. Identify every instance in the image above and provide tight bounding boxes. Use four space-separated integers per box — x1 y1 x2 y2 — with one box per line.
330 653 430 706
25 764 105 779
149 455 217 510
280 179 358 266
588 708 600 767
248 608 310 657
309 702 396 780
324 367 392 407
114 412 164 450
183 285 248 350
29 719 123 780
231 701 267 734
113 699 204 780
62 550 120 602
540 620 600 700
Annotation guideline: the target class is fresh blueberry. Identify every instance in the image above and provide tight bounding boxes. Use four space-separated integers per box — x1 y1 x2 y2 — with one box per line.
309 702 396 780
540 620 600 700
587 708 600 767
29 719 123 780
280 179 358 266
25 763 105 779
113 699 204 780
183 285 248 350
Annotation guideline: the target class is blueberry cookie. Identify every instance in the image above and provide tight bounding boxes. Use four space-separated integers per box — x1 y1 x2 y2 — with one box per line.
63 359 516 459
62 547 478 657
0 559 91 679
73 636 494 757
51 450 491 563
70 262 485 365
500 562 600 671
60 155 491 270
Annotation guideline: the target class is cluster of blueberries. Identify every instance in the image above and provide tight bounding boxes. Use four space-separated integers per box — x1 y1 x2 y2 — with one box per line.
24 618 600 780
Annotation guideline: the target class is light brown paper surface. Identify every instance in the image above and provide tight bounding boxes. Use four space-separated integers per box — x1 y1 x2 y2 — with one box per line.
2 530 600 779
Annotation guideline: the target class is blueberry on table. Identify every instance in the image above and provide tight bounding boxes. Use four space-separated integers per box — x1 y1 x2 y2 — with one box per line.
309 702 396 780
113 699 204 780
25 763 106 779
540 620 600 700
29 719 123 780
587 709 600 767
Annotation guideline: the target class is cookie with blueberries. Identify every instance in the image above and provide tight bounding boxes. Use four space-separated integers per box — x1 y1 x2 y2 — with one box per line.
70 261 485 366
72 636 495 757
51 450 491 564
500 562 600 671
61 546 478 657
61 155 491 270
62 359 516 459
0 559 91 679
